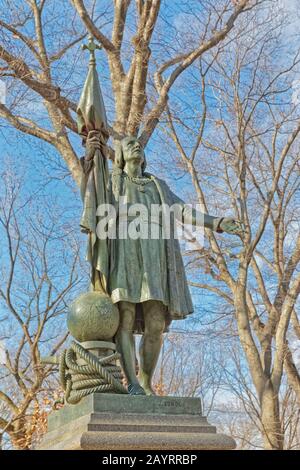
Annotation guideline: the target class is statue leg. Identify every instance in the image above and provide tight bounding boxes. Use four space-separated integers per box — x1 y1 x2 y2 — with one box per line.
138 300 165 396
116 301 145 395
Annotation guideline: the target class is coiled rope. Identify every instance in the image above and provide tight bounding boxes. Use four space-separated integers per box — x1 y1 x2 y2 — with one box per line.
59 341 128 404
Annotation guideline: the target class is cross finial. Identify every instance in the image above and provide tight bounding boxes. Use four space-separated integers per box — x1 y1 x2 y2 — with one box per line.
82 35 102 66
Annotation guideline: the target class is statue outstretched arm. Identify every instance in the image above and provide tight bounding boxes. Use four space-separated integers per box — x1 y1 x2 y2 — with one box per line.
181 203 224 232
170 191 244 235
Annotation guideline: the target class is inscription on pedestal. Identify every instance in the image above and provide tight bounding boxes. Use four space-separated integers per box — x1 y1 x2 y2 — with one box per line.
163 400 180 408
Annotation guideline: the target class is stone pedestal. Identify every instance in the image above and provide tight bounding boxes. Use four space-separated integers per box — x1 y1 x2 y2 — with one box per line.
37 393 235 450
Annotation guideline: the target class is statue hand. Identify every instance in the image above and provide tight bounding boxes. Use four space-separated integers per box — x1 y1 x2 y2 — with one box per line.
218 217 244 236
86 130 102 161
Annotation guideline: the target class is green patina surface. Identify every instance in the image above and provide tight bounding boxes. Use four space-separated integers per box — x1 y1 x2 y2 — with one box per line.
48 393 202 431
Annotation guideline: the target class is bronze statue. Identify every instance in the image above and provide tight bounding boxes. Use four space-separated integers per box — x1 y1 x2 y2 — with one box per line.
81 132 243 396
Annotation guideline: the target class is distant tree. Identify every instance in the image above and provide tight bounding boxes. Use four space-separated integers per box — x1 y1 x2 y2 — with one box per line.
0 166 83 449
217 342 300 449
153 332 226 414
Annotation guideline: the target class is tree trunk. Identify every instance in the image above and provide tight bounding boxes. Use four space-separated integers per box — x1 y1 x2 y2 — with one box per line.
9 416 32 450
260 380 283 449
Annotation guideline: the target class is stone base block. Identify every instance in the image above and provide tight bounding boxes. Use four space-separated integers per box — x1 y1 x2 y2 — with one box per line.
37 393 235 450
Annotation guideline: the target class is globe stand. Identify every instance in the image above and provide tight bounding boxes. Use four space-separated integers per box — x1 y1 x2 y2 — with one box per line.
77 340 117 364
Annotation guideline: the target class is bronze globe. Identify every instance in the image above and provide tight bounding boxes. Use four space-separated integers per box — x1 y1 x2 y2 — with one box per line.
67 292 119 342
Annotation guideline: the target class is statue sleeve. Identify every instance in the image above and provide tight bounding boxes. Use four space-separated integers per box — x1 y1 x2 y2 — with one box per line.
169 190 223 232
182 205 223 232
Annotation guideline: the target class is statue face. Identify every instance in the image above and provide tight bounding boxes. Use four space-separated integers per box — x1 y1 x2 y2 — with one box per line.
122 136 145 166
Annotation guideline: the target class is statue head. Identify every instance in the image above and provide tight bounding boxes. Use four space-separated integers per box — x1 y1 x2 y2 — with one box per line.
114 136 147 173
